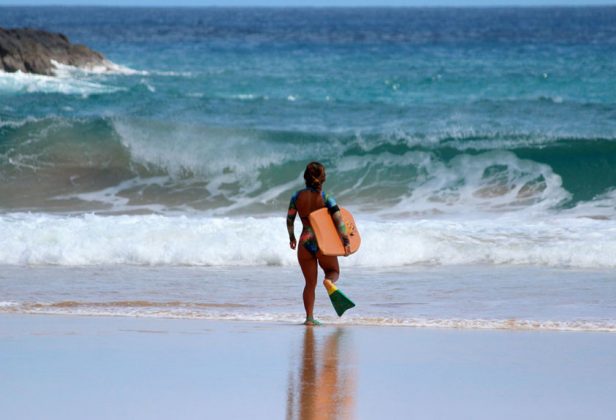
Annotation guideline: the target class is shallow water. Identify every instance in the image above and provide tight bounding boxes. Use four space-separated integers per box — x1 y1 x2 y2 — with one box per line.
1 265 614 332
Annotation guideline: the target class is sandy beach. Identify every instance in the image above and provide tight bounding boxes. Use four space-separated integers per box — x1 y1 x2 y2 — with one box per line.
2 314 615 420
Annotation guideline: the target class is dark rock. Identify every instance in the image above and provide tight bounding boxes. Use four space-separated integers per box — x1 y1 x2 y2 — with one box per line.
0 27 109 76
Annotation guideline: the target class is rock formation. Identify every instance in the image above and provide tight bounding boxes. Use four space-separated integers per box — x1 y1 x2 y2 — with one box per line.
0 27 109 76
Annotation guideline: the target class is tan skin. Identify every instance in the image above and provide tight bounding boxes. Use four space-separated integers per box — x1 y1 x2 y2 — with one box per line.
288 171 350 325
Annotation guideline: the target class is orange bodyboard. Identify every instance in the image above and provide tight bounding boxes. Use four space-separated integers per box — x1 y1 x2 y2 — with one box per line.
308 207 361 256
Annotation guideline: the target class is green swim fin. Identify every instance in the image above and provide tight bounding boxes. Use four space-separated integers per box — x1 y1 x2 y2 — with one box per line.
324 280 355 317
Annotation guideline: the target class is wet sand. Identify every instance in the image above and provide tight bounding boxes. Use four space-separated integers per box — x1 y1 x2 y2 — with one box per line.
1 314 615 419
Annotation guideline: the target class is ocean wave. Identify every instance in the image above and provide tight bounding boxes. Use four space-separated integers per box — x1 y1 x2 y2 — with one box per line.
70 119 616 215
361 127 616 153
0 115 48 129
1 213 615 268
342 149 571 216
112 119 297 179
1 116 616 216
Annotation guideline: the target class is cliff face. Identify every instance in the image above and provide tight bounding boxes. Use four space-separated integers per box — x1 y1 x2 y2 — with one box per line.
0 28 107 75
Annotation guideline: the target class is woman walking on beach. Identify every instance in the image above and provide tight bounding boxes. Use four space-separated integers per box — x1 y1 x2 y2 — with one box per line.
287 162 351 326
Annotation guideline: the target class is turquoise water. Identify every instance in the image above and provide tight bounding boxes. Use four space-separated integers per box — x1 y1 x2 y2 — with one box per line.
1 7 616 216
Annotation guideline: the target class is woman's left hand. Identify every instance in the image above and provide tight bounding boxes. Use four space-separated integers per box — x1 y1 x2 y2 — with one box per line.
290 238 297 250
344 244 351 256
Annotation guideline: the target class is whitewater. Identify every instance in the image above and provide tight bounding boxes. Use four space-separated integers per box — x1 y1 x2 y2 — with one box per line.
1 213 615 268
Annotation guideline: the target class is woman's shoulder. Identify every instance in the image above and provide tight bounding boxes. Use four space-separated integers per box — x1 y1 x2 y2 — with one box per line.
290 188 306 199
321 190 337 208
289 188 307 204
291 188 334 202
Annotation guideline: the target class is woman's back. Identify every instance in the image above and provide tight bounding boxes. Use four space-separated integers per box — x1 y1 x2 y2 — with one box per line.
292 189 332 220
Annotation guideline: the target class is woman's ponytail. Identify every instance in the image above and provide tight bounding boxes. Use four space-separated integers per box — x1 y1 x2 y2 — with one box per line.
304 162 326 191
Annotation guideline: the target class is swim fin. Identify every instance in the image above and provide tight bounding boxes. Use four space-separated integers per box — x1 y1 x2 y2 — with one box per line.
324 279 355 317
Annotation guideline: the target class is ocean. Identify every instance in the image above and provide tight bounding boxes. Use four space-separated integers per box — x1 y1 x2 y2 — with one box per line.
1 7 615 331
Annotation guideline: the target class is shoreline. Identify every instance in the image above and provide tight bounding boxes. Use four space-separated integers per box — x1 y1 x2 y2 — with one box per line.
2 311 615 333
2 313 616 419
2 264 614 334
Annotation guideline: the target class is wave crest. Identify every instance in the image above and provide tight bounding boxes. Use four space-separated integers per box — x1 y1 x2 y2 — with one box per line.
1 116 616 216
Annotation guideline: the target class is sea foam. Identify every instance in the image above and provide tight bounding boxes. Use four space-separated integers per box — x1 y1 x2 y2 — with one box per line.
2 302 614 332
1 212 615 268
0 69 122 96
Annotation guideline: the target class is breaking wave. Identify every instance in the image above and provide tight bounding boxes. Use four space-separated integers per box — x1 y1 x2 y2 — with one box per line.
1 116 615 218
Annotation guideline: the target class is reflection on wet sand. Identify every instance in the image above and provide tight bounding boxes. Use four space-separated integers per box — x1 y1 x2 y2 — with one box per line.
286 328 356 420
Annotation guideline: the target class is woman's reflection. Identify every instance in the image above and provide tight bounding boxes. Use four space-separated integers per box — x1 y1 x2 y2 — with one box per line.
287 328 355 420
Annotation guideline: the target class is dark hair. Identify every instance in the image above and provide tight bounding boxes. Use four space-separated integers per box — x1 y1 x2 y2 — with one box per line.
304 161 326 191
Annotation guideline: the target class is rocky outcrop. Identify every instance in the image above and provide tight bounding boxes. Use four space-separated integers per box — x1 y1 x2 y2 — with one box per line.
0 28 108 75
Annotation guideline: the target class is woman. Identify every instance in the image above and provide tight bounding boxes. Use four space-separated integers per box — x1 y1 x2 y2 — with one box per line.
287 162 351 325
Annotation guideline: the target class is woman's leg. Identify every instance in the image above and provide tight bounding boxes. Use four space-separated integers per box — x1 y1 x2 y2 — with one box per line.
318 254 355 316
317 252 340 284
298 246 318 323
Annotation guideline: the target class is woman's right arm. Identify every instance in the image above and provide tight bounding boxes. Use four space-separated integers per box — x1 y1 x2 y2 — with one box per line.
287 193 298 249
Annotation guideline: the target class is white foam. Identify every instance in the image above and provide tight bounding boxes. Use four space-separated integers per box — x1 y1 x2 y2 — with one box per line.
51 59 145 76
344 317 616 333
363 127 602 153
0 116 45 129
231 93 258 100
566 188 616 219
2 303 613 333
52 60 194 77
149 70 193 77
335 150 571 217
0 69 122 96
139 78 156 92
0 58 148 96
403 151 569 215
0 212 615 268
0 213 292 266
51 177 172 213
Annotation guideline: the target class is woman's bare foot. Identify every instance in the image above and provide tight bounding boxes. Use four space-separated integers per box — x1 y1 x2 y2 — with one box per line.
304 317 322 326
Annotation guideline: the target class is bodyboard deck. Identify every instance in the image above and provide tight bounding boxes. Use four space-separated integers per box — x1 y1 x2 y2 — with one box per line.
308 207 361 256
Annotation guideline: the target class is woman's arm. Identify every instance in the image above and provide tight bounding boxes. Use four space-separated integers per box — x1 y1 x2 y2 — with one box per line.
331 209 351 256
323 191 351 255
287 194 298 249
